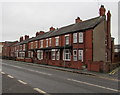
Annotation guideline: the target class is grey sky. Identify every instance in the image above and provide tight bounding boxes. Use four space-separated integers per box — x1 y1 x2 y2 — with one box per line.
0 1 119 44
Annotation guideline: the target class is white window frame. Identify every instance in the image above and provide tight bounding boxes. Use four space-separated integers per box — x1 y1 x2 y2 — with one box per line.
31 42 33 49
46 39 48 47
49 38 52 46
73 33 77 43
40 40 43 48
73 50 77 61
51 49 56 60
35 41 38 48
79 32 83 43
55 36 59 46
37 50 43 60
78 50 83 62
20 45 22 51
65 34 69 45
63 49 71 61
56 50 60 60
23 44 26 51
28 51 31 57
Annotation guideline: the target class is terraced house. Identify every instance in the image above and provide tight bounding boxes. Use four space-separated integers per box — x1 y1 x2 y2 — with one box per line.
2 5 114 72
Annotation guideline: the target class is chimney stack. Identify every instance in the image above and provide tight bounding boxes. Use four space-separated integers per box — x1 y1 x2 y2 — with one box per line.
107 10 111 21
75 17 82 23
99 5 106 16
50 27 55 31
25 35 29 40
36 31 45 36
20 36 23 42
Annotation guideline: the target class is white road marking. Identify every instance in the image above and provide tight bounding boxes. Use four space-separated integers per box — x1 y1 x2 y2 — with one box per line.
7 75 14 78
18 80 27 85
1 72 5 74
34 88 49 95
67 78 120 92
3 63 52 76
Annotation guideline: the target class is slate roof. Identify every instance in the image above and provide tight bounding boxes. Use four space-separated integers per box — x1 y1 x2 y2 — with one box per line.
14 37 34 46
28 16 105 42
3 41 17 47
14 16 106 45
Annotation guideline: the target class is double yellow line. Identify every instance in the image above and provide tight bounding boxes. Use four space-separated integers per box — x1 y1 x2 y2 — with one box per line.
109 67 120 75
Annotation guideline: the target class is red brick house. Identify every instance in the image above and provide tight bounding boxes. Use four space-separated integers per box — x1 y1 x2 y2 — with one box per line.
25 5 113 72
2 5 114 72
2 41 18 59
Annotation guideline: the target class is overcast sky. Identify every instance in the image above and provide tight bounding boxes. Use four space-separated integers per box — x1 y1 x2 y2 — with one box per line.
0 0 119 44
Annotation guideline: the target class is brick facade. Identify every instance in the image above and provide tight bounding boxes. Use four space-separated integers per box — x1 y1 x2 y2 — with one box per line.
2 5 114 72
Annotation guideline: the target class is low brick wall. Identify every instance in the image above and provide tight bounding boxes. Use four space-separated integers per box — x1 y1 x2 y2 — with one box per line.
88 62 100 72
16 58 25 62
25 58 33 63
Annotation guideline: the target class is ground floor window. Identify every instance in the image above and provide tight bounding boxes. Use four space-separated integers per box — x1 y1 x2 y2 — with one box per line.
73 50 77 61
56 50 60 60
37 50 43 60
15 52 18 57
28 51 33 58
51 49 56 60
78 50 83 62
63 49 71 61
19 52 25 58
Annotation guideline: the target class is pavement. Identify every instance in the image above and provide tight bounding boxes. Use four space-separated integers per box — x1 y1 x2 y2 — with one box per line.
3 59 119 81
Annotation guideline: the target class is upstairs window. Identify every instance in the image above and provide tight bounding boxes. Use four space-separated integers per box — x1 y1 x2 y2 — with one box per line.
78 50 83 62
79 32 83 43
49 38 52 46
73 33 77 43
55 36 59 46
65 35 69 45
40 40 43 48
20 45 22 51
35 41 38 48
31 42 33 49
23 44 26 50
46 39 48 47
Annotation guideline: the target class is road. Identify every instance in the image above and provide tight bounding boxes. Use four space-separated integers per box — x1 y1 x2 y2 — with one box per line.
1 59 120 94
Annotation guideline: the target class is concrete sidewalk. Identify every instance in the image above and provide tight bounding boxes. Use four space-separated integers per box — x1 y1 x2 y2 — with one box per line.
2 59 120 81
